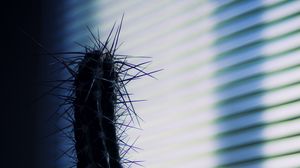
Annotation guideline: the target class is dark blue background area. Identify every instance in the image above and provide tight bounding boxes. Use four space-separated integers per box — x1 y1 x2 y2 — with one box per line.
0 1 41 167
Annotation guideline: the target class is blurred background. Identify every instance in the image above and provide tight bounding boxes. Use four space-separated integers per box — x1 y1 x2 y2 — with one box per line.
2 0 300 168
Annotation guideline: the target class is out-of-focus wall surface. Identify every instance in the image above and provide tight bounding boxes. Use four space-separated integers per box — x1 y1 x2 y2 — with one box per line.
42 0 300 167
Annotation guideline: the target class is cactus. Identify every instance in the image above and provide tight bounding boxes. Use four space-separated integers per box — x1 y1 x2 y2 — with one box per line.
40 17 160 168
74 49 121 167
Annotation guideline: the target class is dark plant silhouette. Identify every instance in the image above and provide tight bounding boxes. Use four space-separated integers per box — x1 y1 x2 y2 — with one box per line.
39 17 160 168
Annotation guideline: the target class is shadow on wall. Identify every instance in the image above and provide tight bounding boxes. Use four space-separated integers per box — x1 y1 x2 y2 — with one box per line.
212 0 266 167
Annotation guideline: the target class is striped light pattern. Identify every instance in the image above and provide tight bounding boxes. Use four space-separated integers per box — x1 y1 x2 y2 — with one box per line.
51 0 300 167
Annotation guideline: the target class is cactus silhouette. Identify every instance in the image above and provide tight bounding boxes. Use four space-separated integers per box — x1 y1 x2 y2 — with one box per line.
74 50 121 167
38 17 161 168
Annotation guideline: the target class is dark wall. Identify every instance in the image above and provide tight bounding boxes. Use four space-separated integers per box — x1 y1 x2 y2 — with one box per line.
0 1 41 168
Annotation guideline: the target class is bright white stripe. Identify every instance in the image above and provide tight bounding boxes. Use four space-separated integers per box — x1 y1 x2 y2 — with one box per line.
233 153 300 168
216 136 300 166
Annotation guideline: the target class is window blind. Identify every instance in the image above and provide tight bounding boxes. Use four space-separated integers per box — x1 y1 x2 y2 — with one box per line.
210 0 300 167
48 0 300 167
